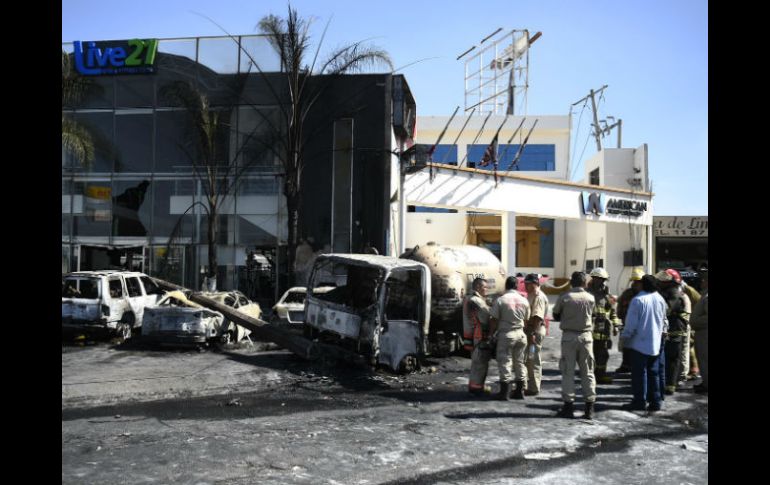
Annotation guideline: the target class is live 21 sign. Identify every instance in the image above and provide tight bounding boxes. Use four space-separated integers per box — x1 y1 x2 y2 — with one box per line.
73 39 159 75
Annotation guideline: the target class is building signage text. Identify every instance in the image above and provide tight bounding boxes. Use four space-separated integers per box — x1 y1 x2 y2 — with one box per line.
605 197 647 217
653 216 708 237
581 192 647 218
73 39 159 75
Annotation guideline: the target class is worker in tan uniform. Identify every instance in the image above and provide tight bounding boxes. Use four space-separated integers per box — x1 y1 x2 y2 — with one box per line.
463 277 493 396
691 271 708 394
489 276 530 400
523 273 549 396
553 271 597 420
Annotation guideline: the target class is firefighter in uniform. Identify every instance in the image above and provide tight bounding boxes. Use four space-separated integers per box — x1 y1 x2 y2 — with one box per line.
656 270 691 395
463 277 493 396
678 276 701 382
587 268 621 384
489 276 531 400
615 267 645 374
553 271 597 419
523 273 549 396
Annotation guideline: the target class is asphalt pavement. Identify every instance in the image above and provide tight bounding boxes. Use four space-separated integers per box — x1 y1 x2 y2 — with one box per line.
62 309 708 484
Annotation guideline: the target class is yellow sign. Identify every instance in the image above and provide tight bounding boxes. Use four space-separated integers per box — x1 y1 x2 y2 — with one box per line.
86 186 112 200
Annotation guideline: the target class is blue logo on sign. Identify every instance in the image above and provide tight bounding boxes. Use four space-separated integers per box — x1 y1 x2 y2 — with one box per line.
73 39 159 76
581 192 606 215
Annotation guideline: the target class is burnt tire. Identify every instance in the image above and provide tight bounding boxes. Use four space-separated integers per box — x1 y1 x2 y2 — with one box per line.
116 322 132 340
397 354 419 374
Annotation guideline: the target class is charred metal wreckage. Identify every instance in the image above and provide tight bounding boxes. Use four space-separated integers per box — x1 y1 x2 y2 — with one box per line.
62 245 511 374
141 290 260 347
303 254 431 373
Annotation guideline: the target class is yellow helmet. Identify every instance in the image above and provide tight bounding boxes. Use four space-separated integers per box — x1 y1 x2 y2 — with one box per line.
629 267 645 281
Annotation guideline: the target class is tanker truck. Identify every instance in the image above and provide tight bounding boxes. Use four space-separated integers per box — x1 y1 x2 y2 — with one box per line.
400 243 507 355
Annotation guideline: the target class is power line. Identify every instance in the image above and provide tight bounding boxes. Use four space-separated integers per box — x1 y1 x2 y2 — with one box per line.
569 99 588 177
570 128 594 182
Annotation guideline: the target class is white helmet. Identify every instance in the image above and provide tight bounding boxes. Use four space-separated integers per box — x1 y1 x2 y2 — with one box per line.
589 267 609 279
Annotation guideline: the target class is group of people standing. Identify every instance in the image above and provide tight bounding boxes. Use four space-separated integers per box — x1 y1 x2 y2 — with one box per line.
462 266 709 420
463 273 549 401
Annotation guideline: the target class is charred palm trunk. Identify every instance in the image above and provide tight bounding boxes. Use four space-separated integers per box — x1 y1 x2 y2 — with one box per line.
285 179 299 288
207 202 218 288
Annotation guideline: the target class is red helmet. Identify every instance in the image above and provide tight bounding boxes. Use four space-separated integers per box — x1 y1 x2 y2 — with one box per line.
665 268 682 284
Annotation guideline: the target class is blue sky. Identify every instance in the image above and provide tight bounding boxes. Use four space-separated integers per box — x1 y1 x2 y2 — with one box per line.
62 0 707 216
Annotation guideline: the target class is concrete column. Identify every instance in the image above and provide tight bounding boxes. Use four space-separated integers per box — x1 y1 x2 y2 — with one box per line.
501 211 517 276
646 224 653 274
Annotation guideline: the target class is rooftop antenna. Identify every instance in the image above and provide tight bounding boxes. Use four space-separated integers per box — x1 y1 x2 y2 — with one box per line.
460 29 541 116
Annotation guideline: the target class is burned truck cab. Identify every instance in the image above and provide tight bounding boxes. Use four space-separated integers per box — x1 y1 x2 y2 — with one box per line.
304 254 431 373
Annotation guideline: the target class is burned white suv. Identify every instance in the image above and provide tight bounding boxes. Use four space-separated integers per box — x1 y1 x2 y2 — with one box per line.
62 271 164 339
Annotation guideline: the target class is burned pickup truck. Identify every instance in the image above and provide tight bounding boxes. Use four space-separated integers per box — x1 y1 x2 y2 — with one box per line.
62 271 165 339
303 254 431 373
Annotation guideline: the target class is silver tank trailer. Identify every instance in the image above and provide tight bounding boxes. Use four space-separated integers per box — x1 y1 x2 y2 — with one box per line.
400 243 507 352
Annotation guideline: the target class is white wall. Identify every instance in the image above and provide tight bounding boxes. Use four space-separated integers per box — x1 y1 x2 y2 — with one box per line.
405 212 467 248
565 219 587 275
405 168 653 226
605 220 649 295
581 145 648 191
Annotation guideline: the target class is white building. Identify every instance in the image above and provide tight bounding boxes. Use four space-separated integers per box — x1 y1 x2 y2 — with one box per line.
404 114 653 294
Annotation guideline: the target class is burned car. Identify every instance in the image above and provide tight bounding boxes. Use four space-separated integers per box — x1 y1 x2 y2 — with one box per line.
203 290 261 343
62 271 164 339
303 254 431 373
272 286 334 326
141 290 260 346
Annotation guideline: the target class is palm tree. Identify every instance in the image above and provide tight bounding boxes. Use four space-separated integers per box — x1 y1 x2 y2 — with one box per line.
159 78 273 289
62 51 96 167
243 4 393 284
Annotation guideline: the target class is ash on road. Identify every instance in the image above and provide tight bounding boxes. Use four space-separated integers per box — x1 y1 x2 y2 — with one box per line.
62 327 707 484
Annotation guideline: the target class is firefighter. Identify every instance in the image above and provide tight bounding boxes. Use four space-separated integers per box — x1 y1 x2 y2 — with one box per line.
677 274 702 382
463 277 493 396
587 268 621 384
615 267 646 374
553 271 597 419
655 270 691 395
489 276 531 400
523 273 549 396
691 270 708 394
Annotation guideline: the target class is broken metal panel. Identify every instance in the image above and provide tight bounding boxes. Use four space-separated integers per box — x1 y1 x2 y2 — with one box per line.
305 300 363 339
378 319 421 371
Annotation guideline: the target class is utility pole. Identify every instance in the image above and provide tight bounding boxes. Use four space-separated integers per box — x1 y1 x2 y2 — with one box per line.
572 84 608 152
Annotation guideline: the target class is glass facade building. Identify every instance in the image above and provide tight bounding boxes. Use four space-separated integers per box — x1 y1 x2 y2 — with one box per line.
62 36 286 301
62 35 413 305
